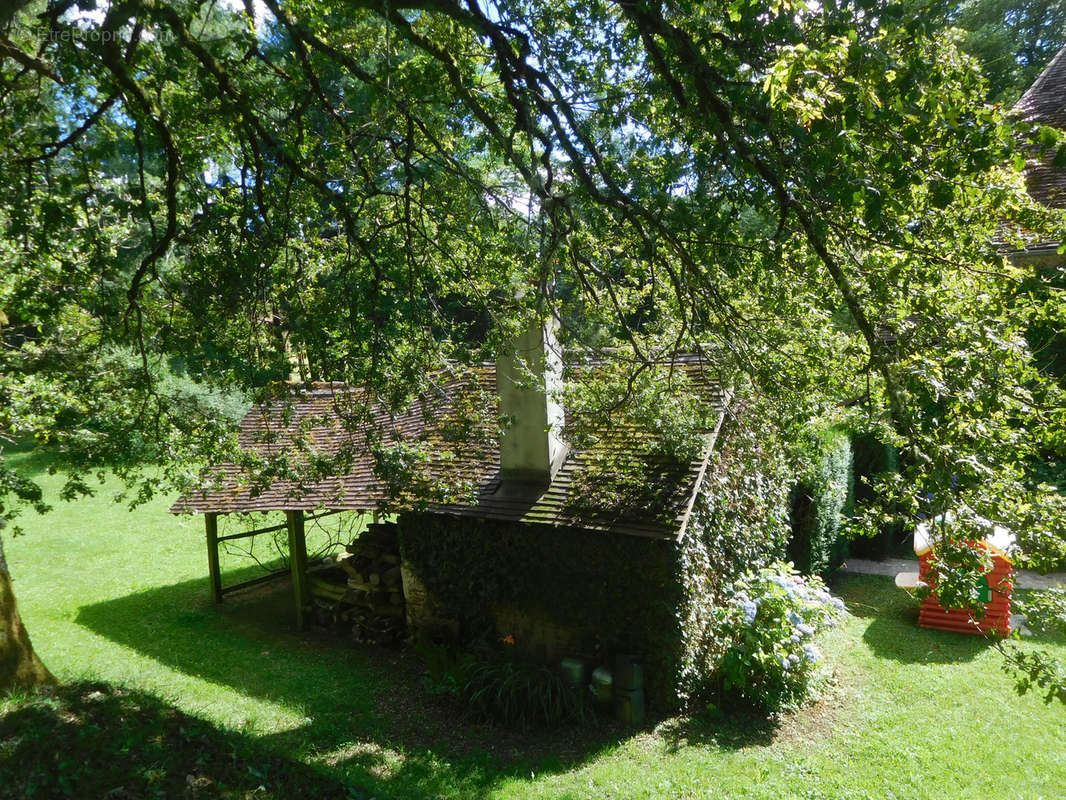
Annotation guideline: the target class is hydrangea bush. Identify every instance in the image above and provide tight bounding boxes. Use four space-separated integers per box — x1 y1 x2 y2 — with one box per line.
712 563 846 713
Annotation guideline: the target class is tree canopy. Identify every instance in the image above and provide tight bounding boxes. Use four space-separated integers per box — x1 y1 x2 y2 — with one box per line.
955 0 1066 103
1 0 1065 694
1 0 1062 502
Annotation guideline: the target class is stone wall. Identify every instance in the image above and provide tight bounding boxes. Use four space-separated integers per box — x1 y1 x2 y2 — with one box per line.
396 511 685 709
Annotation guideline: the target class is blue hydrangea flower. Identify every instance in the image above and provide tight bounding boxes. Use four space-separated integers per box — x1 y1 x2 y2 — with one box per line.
787 611 804 626
797 623 815 637
738 599 758 624
803 644 820 663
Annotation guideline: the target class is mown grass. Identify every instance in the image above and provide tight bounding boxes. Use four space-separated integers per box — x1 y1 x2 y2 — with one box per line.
2 445 1065 799
0 681 361 799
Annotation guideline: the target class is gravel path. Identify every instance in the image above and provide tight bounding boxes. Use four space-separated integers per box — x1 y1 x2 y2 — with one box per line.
839 557 1066 590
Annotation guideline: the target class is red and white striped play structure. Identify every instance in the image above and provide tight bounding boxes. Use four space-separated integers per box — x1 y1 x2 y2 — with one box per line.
895 515 1015 637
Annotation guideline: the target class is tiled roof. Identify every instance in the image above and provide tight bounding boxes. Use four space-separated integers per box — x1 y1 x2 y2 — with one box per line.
1022 160 1066 210
1015 45 1066 209
1016 45 1066 127
170 357 727 540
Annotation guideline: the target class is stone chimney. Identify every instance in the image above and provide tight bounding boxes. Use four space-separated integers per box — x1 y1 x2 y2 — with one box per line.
496 319 567 484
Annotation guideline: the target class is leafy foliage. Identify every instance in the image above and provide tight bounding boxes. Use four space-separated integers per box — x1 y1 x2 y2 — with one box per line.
919 519 997 615
415 637 589 729
1 0 1062 517
788 426 854 577
955 0 1066 103
1004 485 1066 573
565 363 716 523
710 564 846 714
675 404 794 705
1014 588 1066 636
0 457 49 535
999 642 1066 704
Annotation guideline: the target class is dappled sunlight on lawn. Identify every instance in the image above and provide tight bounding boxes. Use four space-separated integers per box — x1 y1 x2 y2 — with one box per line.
5 446 1066 799
0 682 354 799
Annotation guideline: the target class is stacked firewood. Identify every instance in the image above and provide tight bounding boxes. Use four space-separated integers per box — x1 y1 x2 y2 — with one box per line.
308 522 405 645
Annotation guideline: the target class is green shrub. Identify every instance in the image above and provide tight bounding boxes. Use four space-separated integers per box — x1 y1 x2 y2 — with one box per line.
711 563 846 713
1023 262 1066 387
414 638 589 728
788 426 853 577
461 654 590 728
415 635 474 699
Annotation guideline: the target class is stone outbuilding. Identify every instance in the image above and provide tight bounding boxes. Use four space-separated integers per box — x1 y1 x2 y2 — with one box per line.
172 324 745 708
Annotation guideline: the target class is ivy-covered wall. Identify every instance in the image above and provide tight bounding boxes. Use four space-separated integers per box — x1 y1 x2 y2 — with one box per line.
674 421 791 705
397 417 791 712
397 512 684 709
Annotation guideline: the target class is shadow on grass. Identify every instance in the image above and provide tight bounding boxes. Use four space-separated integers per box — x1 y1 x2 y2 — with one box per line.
832 574 991 665
656 708 777 754
0 681 361 800
72 566 900 796
2 441 62 482
73 568 641 798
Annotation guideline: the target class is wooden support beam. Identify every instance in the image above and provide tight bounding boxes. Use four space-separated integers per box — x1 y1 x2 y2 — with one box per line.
286 510 310 630
205 513 222 604
215 509 343 544
220 568 291 597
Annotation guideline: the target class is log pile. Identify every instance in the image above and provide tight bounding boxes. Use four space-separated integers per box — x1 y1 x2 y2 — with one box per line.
308 522 406 645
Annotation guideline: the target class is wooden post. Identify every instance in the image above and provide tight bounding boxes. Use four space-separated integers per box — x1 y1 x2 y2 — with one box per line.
286 510 310 630
205 513 222 604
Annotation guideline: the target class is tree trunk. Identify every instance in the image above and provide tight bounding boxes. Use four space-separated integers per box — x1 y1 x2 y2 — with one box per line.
0 533 54 693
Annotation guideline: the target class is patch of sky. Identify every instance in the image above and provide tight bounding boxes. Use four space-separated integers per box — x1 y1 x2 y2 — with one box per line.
219 0 273 33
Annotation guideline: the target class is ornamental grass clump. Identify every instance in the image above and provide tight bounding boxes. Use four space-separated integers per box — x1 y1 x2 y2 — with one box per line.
414 636 589 729
713 563 846 713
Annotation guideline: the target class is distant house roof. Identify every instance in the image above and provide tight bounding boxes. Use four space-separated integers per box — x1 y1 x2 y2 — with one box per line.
170 356 727 541
1015 44 1066 210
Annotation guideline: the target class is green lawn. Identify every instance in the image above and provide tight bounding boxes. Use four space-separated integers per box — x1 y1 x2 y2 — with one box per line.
2 447 1065 799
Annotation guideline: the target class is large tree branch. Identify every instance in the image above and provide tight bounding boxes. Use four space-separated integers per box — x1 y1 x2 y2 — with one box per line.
348 0 744 352
0 35 63 84
18 93 118 163
615 0 910 428
96 5 180 318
